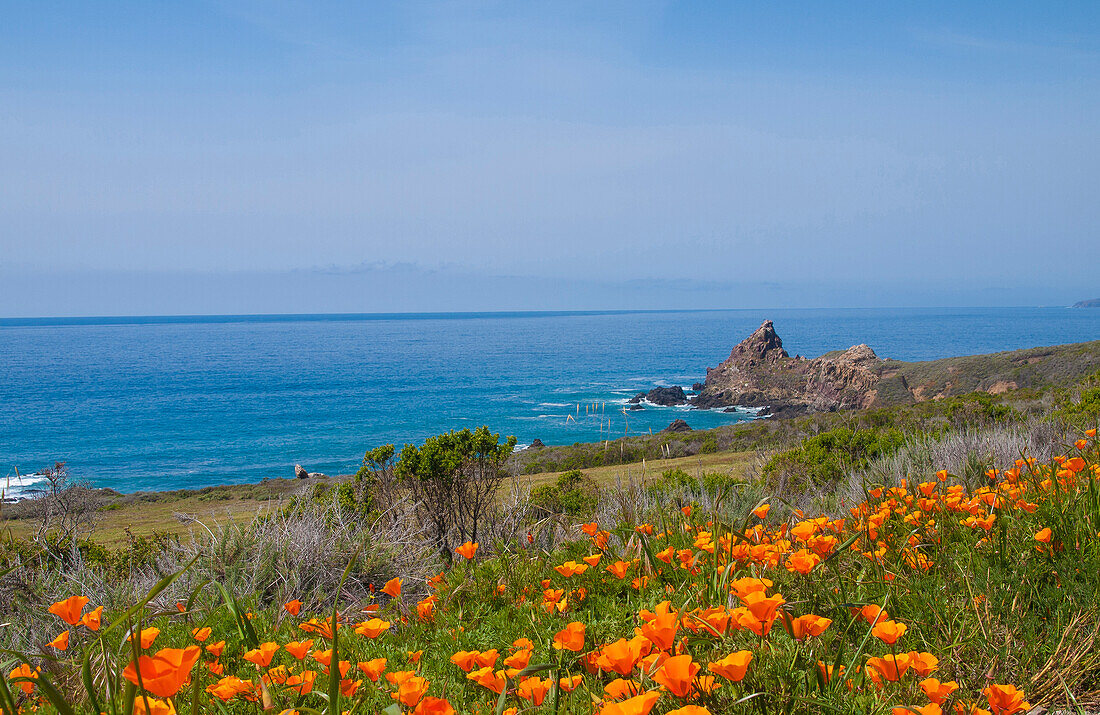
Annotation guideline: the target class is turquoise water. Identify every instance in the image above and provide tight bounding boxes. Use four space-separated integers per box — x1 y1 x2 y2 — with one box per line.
2 308 1098 495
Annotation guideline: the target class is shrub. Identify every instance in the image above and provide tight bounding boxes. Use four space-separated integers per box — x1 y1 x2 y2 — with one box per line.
761 426 906 493
530 470 599 517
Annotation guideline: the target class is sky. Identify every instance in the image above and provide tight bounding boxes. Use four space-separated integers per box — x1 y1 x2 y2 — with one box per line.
1 1 1098 315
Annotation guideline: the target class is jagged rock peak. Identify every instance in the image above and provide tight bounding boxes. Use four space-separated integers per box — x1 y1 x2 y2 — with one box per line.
732 320 789 362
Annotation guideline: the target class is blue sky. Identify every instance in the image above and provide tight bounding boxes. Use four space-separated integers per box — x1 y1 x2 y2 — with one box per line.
2 2 1098 315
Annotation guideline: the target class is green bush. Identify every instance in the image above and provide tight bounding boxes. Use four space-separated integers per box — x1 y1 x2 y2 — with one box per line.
530 469 599 517
761 426 907 491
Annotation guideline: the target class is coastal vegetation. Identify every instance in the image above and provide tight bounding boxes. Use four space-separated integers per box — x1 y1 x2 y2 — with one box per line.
2 421 1099 714
3 358 1100 713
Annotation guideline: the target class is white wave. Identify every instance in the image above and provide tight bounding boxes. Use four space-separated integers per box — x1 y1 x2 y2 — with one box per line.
537 402 571 407
2 473 51 501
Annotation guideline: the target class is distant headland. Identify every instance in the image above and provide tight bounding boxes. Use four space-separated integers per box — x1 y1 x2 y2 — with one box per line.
628 320 1100 418
1072 298 1100 308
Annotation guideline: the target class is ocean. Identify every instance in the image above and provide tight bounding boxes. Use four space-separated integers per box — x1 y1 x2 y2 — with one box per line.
2 307 1098 497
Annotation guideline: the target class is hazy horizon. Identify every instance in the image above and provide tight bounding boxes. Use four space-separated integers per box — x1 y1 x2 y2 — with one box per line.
3 2 1098 316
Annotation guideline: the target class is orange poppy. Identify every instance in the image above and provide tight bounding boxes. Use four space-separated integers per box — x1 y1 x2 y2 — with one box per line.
553 621 586 652
871 620 907 645
669 707 712 715
866 653 911 683
583 554 602 567
123 646 202 698
243 642 279 668
450 651 481 672
285 670 317 695
284 640 313 660
652 654 699 698
132 697 177 715
707 650 752 682
48 596 89 626
785 615 832 640
283 600 302 616
205 641 225 657
1034 528 1052 543
128 627 160 649
81 606 103 631
382 577 402 598
503 649 532 669
191 627 211 642
604 678 640 700
455 541 479 560
983 684 1030 715
47 630 70 651
921 678 959 704
466 666 506 694
607 561 632 579
596 636 650 676
752 504 770 519
413 697 456 715
517 676 552 705
393 675 429 707
599 690 659 715
908 652 939 677
354 618 390 638
8 663 39 694
358 658 387 682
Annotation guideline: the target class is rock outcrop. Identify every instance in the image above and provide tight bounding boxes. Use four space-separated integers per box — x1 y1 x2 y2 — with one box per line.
294 464 309 479
693 320 883 413
661 419 692 433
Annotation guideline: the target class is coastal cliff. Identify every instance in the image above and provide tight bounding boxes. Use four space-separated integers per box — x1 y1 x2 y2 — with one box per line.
692 320 1100 415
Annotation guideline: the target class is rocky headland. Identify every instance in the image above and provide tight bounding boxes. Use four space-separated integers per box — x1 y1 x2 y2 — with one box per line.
635 320 1100 418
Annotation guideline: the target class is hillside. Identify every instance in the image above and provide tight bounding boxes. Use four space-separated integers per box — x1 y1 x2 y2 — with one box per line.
694 320 1100 414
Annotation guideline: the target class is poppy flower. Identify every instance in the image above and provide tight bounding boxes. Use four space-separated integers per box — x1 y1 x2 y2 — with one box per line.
132 697 177 715
729 577 773 599
983 684 1030 715
455 541 479 560
243 642 279 668
639 602 680 651
596 636 650 676
128 627 161 649
8 663 39 694
414 697 456 715
891 706 941 715
48 596 89 626
503 649 531 669
206 675 254 702
707 650 752 682
583 553 602 567
475 649 500 668
607 561 632 579
284 640 313 660
81 606 103 631
871 620 907 645
921 678 959 704
786 549 821 575
191 627 211 642
652 654 700 698
382 577 402 598
1034 528 1052 543
466 666 506 694
205 641 225 657
908 652 938 677
517 676 552 705
752 504 770 519
340 678 362 697
580 522 599 536
560 674 584 692
554 561 590 577
604 678 640 700
668 707 712 715
48 630 70 651
393 676 429 707
866 653 911 683
599 690 659 715
283 600 302 616
854 605 888 625
450 651 481 672
358 658 387 682
554 622 586 651
354 618 390 638
785 615 832 640
285 670 317 695
123 646 202 698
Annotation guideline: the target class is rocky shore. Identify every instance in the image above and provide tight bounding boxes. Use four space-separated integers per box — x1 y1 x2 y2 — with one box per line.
629 320 1100 418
